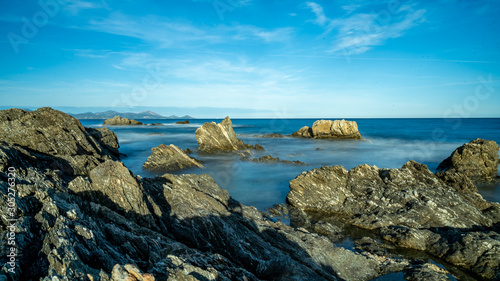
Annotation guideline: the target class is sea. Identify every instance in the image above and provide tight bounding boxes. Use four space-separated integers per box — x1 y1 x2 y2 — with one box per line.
80 118 500 210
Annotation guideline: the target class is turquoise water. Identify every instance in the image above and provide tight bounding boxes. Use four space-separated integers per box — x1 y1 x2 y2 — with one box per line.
80 118 500 210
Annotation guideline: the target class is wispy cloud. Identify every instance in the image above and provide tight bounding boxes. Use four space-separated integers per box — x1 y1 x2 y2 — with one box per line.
305 2 426 55
63 0 103 15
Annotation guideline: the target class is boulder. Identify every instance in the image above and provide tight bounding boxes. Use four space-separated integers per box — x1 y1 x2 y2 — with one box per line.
437 139 499 181
195 117 264 153
103 116 143 125
175 120 190 124
292 120 361 139
0 107 119 175
142 144 203 172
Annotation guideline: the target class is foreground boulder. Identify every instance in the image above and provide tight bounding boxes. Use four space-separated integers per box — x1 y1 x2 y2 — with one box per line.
437 138 499 181
292 119 361 139
287 160 500 279
103 115 143 125
142 144 204 172
195 117 264 153
0 107 119 175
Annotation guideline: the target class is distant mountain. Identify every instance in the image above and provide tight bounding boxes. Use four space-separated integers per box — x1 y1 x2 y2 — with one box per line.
70 110 194 120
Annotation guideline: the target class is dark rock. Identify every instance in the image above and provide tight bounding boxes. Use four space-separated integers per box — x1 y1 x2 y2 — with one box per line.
292 120 361 139
142 144 203 172
0 107 119 175
437 139 500 181
195 117 264 153
103 116 143 126
260 133 285 138
149 123 163 126
242 155 306 165
175 120 190 124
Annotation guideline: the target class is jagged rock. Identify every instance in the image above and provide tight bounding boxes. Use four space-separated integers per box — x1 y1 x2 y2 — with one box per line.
437 139 500 181
110 264 155 281
195 117 264 153
142 144 203 172
292 120 361 139
103 116 144 126
0 107 119 175
241 155 306 165
175 120 190 124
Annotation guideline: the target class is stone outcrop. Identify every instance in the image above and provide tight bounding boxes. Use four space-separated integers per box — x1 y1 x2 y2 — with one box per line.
142 144 203 172
437 139 499 181
103 116 144 125
175 120 190 124
292 119 361 139
195 117 264 153
241 155 306 165
287 159 500 279
0 107 119 175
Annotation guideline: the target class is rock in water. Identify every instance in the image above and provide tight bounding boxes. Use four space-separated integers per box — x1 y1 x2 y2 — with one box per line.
195 116 263 152
142 144 203 172
0 107 119 175
103 115 144 125
175 120 190 124
292 119 361 139
437 138 499 181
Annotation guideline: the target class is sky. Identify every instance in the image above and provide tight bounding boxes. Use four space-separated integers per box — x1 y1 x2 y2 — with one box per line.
0 0 499 118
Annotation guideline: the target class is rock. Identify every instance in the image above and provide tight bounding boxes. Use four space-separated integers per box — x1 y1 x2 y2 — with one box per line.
149 123 163 126
0 107 119 175
287 160 500 278
103 116 144 125
292 120 361 139
437 139 500 181
242 155 306 165
175 120 190 124
110 264 155 281
142 144 203 172
259 133 286 138
195 117 264 153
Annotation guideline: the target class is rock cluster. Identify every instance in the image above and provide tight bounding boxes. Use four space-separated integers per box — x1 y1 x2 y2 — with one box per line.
292 119 361 139
0 107 119 175
437 138 499 181
142 144 204 172
175 120 190 124
287 141 500 279
195 117 264 153
103 116 144 125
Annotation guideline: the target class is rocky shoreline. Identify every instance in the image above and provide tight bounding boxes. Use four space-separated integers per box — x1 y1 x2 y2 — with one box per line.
1 107 499 280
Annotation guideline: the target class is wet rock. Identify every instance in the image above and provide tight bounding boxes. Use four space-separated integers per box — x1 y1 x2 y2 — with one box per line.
195 117 264 153
142 144 203 172
292 120 361 139
437 139 499 181
260 133 286 138
175 120 190 124
103 116 144 126
0 107 119 175
241 155 306 165
149 123 163 126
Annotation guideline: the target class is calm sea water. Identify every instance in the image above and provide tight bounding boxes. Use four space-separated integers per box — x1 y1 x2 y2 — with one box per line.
80 118 500 210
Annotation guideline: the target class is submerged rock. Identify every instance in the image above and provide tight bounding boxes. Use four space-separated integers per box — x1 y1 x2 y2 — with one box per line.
242 155 306 165
195 117 264 153
142 144 204 172
292 119 361 139
103 115 144 125
0 107 119 175
175 120 190 124
437 138 499 181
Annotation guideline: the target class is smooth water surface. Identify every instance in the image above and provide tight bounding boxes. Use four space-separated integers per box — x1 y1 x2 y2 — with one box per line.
81 118 500 210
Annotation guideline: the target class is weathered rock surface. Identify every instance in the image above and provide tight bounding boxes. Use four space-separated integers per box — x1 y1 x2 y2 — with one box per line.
103 116 144 126
437 138 500 181
241 155 306 165
142 144 203 172
292 119 361 139
0 107 119 175
287 160 500 279
175 120 190 124
195 117 264 153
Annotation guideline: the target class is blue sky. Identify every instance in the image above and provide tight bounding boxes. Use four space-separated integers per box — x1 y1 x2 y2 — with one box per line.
0 0 499 118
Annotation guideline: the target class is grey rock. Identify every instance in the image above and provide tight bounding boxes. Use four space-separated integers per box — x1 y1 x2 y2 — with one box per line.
103 116 144 126
291 126 313 138
195 117 264 153
437 138 500 181
142 144 203 172
241 155 306 165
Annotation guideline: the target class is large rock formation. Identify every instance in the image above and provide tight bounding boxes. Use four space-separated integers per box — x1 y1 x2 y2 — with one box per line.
142 144 204 172
437 138 499 181
292 119 361 139
195 117 264 153
0 107 119 175
103 116 144 125
287 160 500 279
